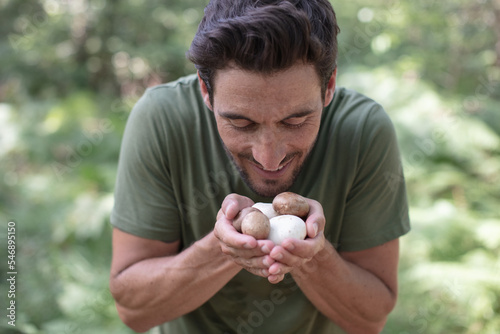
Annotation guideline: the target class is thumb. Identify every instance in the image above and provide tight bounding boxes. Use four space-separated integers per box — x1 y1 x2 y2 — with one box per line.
223 199 240 220
221 194 254 220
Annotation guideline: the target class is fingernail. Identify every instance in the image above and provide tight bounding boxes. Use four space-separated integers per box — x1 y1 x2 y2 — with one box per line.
270 266 280 275
313 223 319 237
286 243 295 251
261 245 270 253
274 253 283 260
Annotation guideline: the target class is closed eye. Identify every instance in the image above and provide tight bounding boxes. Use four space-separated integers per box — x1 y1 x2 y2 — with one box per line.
218 111 255 130
282 116 308 128
228 118 254 129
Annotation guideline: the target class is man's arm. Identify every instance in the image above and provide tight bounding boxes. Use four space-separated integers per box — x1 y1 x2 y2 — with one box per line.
109 228 241 333
109 195 280 332
264 199 399 334
290 239 399 334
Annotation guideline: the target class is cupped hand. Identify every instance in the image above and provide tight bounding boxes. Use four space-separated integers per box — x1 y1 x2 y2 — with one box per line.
214 194 283 282
266 198 326 282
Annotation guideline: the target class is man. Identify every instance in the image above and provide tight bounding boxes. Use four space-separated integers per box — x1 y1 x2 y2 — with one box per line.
109 0 410 333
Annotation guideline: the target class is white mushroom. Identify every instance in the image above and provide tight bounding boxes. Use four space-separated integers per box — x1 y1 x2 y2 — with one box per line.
268 215 307 245
252 202 279 219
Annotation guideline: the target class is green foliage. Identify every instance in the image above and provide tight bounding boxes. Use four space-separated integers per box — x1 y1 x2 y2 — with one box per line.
385 205 500 334
341 67 500 332
0 0 499 333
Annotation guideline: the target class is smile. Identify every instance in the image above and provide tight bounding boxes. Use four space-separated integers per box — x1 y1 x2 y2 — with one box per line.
250 157 295 179
262 165 285 172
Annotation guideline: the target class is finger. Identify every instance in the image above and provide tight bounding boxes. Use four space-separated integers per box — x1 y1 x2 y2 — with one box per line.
216 208 224 221
269 245 304 269
303 198 326 238
221 194 255 219
220 241 273 259
215 209 258 249
221 241 279 278
268 261 293 276
232 254 281 278
268 233 325 267
245 266 273 279
229 254 276 272
268 273 285 284
216 222 258 250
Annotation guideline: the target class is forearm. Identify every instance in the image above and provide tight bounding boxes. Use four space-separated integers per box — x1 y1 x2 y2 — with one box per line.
111 232 241 332
291 241 397 334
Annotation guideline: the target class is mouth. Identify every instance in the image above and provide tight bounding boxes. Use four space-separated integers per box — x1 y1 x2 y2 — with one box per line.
249 157 294 180
262 165 285 172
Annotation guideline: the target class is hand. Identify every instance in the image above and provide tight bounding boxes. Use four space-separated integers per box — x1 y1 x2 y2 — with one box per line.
266 198 326 282
214 194 281 282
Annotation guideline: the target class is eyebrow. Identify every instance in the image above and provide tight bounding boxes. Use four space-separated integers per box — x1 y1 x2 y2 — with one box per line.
218 112 253 121
218 109 317 122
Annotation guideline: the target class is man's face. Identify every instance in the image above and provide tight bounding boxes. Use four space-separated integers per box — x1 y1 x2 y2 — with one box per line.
201 63 335 198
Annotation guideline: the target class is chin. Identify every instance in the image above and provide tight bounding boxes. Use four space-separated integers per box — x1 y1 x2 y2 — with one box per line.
240 168 301 198
248 180 293 198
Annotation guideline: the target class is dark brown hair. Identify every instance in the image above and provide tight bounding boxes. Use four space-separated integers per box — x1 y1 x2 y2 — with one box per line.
187 0 340 103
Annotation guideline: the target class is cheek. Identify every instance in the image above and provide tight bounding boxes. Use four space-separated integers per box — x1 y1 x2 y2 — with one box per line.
289 125 320 149
217 126 250 153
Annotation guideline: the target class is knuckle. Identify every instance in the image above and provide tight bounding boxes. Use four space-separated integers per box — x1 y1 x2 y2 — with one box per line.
243 258 254 268
220 244 233 256
244 266 259 276
214 227 221 239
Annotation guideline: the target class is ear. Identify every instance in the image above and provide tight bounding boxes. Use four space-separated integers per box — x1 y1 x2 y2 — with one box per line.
198 71 213 111
323 68 337 107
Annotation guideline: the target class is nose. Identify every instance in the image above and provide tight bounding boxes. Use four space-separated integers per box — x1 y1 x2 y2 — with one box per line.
251 129 286 171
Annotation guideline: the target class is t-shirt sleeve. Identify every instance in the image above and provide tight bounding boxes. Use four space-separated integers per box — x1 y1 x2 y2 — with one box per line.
110 91 181 242
339 106 410 251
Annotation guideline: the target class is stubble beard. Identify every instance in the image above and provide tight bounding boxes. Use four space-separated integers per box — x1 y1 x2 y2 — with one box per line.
221 140 317 198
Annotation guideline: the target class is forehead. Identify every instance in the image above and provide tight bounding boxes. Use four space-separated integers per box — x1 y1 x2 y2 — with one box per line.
212 63 323 118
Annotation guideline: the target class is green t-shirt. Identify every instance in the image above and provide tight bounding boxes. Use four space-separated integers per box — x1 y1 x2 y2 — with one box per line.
111 74 410 333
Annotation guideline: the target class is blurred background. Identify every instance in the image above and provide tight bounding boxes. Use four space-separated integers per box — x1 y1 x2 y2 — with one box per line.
0 0 499 333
